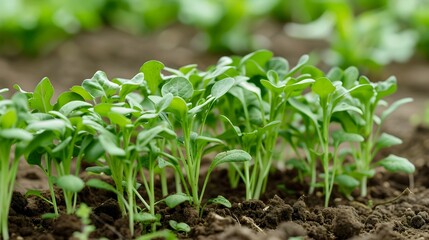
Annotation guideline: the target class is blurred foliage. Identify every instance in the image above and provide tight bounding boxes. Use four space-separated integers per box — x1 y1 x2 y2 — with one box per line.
0 0 105 55
1 0 429 71
285 0 428 71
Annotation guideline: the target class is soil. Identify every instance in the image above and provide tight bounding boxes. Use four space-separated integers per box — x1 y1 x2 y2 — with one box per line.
2 20 429 239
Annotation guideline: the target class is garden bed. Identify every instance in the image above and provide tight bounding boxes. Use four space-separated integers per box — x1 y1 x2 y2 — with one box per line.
8 131 429 240
3 22 429 240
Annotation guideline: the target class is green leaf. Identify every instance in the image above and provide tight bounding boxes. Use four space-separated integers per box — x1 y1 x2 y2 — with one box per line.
166 96 188 118
378 155 415 174
208 150 251 173
188 97 215 115
207 195 232 208
21 131 56 157
27 119 66 133
118 73 144 98
169 220 191 233
155 93 173 113
260 79 284 94
301 65 325 79
312 77 335 101
288 98 318 127
0 88 9 100
381 98 413 122
108 112 131 128
111 106 139 115
0 128 33 141
83 140 105 163
52 136 72 154
27 119 66 132
137 126 176 148
196 135 225 146
70 86 93 101
266 57 289 77
286 158 309 172
30 77 54 113
349 84 374 102
161 77 194 100
326 67 343 82
375 133 402 150
25 189 52 204
343 66 359 89
56 175 85 193
99 134 126 156
1 108 17 128
59 100 92 116
332 130 364 146
134 230 176 240
240 50 273 77
332 102 363 115
286 54 309 77
26 150 44 166
211 78 235 99
376 76 397 99
284 78 315 96
55 91 85 110
93 103 112 116
140 60 164 95
135 213 159 224
335 174 359 189
86 179 118 193
41 213 59 219
165 193 192 208
86 166 112 175
82 71 119 98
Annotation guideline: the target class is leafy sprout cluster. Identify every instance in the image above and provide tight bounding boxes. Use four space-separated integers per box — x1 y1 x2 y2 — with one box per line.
0 50 414 239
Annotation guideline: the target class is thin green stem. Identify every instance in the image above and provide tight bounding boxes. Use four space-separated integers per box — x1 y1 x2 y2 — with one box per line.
0 143 11 240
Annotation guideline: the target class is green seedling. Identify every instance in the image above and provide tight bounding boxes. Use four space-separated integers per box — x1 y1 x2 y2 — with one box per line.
0 50 414 238
218 50 313 200
0 93 34 240
169 220 191 234
17 78 90 215
329 68 414 197
158 70 251 212
73 203 96 240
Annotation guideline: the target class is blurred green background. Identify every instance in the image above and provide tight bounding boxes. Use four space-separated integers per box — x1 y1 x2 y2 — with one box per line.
1 0 429 71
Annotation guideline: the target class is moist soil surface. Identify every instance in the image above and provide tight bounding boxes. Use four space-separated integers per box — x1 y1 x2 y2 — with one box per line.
3 21 429 239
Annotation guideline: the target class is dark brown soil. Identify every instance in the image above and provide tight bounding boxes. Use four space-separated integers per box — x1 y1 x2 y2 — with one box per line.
3 20 429 239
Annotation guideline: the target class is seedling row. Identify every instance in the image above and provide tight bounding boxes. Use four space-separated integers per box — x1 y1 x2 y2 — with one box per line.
0 50 414 239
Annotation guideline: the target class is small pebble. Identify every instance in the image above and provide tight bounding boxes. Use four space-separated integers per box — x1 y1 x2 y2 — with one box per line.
410 215 425 229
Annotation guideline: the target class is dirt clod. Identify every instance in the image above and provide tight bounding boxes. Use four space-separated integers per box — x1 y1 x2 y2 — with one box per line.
52 214 81 239
292 198 310 221
266 221 307 239
10 192 27 215
332 207 364 239
263 195 293 228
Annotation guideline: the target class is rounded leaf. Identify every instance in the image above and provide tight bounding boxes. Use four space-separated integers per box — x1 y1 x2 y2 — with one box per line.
378 155 415 174
162 77 194 100
375 133 402 150
164 193 192 208
211 78 235 99
86 179 118 193
207 195 232 208
56 175 85 193
27 119 66 132
209 150 251 173
312 77 335 100
169 220 191 233
0 128 33 141
59 100 92 116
